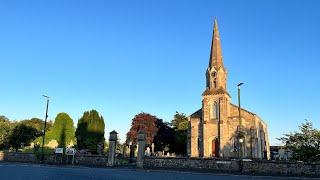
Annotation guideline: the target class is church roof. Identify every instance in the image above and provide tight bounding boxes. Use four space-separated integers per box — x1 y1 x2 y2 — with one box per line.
202 86 230 96
190 108 202 119
230 103 256 116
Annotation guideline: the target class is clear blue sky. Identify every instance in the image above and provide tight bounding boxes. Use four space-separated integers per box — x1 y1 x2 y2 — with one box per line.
1 1 320 145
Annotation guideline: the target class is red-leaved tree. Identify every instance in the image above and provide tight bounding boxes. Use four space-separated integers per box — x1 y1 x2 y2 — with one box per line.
126 112 158 145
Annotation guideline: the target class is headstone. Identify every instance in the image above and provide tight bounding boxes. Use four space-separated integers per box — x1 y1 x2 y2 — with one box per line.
108 131 117 166
137 131 146 168
146 147 150 156
34 143 40 152
97 142 103 155
151 143 155 155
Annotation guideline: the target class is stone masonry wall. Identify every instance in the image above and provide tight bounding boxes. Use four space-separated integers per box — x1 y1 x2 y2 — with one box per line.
0 152 109 166
143 157 239 172
143 157 320 177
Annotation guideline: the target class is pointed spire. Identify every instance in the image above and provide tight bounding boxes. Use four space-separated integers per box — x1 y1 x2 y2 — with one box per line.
209 17 225 70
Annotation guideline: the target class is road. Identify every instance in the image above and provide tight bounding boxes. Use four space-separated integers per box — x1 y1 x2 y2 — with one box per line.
0 162 311 180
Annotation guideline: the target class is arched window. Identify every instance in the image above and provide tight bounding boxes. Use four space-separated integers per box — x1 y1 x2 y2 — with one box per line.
213 78 217 88
212 102 217 119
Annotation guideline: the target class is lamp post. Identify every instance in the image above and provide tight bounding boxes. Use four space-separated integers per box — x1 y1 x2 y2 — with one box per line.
237 83 243 159
41 95 49 160
237 83 243 126
239 138 244 172
129 141 134 164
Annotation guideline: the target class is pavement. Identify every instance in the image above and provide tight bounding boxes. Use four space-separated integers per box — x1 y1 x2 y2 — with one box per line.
0 162 318 180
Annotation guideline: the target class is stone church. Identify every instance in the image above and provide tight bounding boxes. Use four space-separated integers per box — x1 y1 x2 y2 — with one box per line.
187 18 270 159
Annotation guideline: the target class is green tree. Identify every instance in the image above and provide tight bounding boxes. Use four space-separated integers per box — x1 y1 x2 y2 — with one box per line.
75 110 105 153
0 120 12 150
9 123 38 151
171 112 188 155
0 115 10 122
45 113 76 148
20 118 53 132
278 120 320 162
126 112 158 145
153 119 175 152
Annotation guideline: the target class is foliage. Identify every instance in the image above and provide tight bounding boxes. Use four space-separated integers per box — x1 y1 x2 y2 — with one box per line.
126 112 158 145
153 119 175 152
20 118 53 132
45 113 76 148
0 115 10 122
0 120 12 150
278 120 320 162
171 112 188 155
75 110 105 153
8 123 38 151
237 130 246 139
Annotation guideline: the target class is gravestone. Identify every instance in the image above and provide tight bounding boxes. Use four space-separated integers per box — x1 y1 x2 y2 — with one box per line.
146 147 150 156
151 143 155 155
108 131 117 166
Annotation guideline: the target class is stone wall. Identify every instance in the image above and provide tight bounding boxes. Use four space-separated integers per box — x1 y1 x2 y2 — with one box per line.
242 160 320 177
143 157 239 172
0 152 109 166
143 157 320 177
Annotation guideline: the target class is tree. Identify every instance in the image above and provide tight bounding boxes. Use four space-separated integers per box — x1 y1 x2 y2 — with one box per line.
171 112 188 155
0 115 10 122
153 119 175 152
126 112 158 145
9 123 38 151
278 120 320 162
45 113 76 148
20 118 53 132
0 120 12 150
75 110 105 153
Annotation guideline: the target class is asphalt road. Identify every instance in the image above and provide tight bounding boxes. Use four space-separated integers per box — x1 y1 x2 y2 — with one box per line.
0 162 313 180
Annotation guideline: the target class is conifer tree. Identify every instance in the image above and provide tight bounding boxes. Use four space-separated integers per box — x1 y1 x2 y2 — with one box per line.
45 112 76 148
75 110 105 153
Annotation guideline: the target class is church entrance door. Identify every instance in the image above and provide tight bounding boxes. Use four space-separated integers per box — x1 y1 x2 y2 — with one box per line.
211 139 219 157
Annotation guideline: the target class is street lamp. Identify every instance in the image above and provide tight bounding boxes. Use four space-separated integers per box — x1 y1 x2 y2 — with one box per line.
237 83 243 159
41 95 49 160
239 138 244 160
237 83 243 126
239 137 244 172
129 141 134 164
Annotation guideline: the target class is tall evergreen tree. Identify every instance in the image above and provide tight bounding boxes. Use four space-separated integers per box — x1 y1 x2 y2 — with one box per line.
75 110 105 153
45 113 76 148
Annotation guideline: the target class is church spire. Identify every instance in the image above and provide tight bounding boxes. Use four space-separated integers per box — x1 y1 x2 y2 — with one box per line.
209 17 225 70
204 17 228 92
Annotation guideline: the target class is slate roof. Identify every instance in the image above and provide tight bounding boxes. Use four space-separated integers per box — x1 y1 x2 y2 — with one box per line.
202 86 230 96
190 108 202 119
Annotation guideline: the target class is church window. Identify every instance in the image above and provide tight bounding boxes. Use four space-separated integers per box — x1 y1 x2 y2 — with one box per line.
212 102 217 119
213 78 217 88
230 136 237 152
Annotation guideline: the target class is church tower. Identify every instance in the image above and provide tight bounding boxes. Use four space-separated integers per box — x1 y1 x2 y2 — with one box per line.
200 18 231 157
